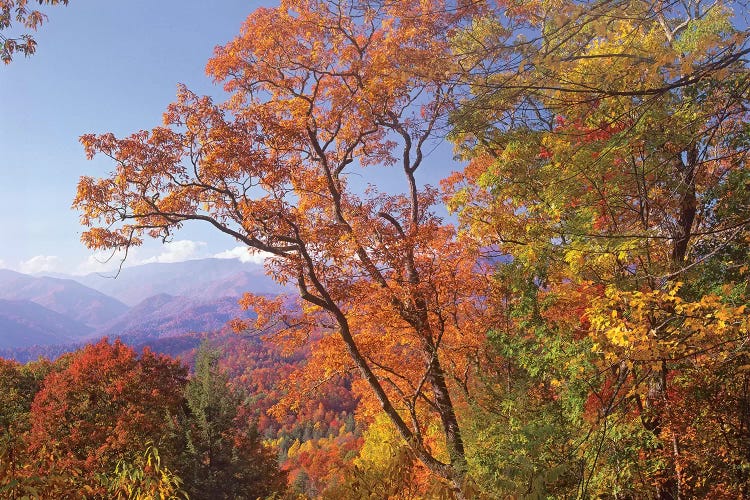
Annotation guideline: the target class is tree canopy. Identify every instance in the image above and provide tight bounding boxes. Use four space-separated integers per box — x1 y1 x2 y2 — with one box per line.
72 0 750 497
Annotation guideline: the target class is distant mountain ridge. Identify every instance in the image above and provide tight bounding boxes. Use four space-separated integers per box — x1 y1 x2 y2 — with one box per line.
98 293 256 340
72 258 283 306
0 269 128 326
0 299 92 348
0 258 280 355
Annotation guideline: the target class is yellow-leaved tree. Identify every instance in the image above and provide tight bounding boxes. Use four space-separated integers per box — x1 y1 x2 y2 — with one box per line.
448 0 750 496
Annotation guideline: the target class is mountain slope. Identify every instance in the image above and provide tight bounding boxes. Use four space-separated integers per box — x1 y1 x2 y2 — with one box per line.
0 259 280 356
0 269 128 327
0 299 93 348
75 258 284 306
99 293 255 339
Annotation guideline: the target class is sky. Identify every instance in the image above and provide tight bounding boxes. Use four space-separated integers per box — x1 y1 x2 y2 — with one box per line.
0 0 459 276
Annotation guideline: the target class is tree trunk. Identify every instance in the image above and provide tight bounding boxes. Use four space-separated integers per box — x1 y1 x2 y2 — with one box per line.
648 144 698 500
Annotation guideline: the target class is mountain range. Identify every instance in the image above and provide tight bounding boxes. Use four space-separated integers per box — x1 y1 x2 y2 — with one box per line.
0 258 285 353
0 269 128 326
74 258 281 306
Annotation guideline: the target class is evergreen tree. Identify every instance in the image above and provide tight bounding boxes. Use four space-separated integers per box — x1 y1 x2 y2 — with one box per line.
176 341 285 499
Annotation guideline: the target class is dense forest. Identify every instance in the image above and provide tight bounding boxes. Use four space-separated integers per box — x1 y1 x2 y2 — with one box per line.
2 0 750 498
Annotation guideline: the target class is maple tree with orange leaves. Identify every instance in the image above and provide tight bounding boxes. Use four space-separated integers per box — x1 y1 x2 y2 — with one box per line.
73 0 496 495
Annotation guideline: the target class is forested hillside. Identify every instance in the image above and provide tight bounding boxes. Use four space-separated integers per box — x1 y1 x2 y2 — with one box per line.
1 0 749 498
0 338 286 498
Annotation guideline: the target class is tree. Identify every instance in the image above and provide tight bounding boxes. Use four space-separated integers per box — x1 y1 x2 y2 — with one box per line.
0 357 51 440
74 0 493 496
0 357 55 498
448 0 750 497
1 0 69 63
451 0 750 118
329 414 444 499
28 339 187 494
105 443 188 500
175 341 285 499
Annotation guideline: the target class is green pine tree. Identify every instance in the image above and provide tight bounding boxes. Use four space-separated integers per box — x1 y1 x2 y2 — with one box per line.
176 341 286 499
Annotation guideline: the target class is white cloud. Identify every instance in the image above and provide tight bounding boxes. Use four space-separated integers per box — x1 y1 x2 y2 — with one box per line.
0 259 6 269
139 240 207 264
76 240 209 275
214 246 270 265
76 249 129 275
19 255 63 274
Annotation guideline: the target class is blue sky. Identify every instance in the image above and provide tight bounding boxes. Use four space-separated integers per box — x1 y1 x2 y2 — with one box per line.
0 0 458 275
1 0 268 274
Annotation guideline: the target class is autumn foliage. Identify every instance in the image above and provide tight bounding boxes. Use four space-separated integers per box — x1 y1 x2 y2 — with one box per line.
446 0 750 496
73 0 497 496
60 0 750 498
0 0 69 63
0 337 287 499
28 339 185 488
